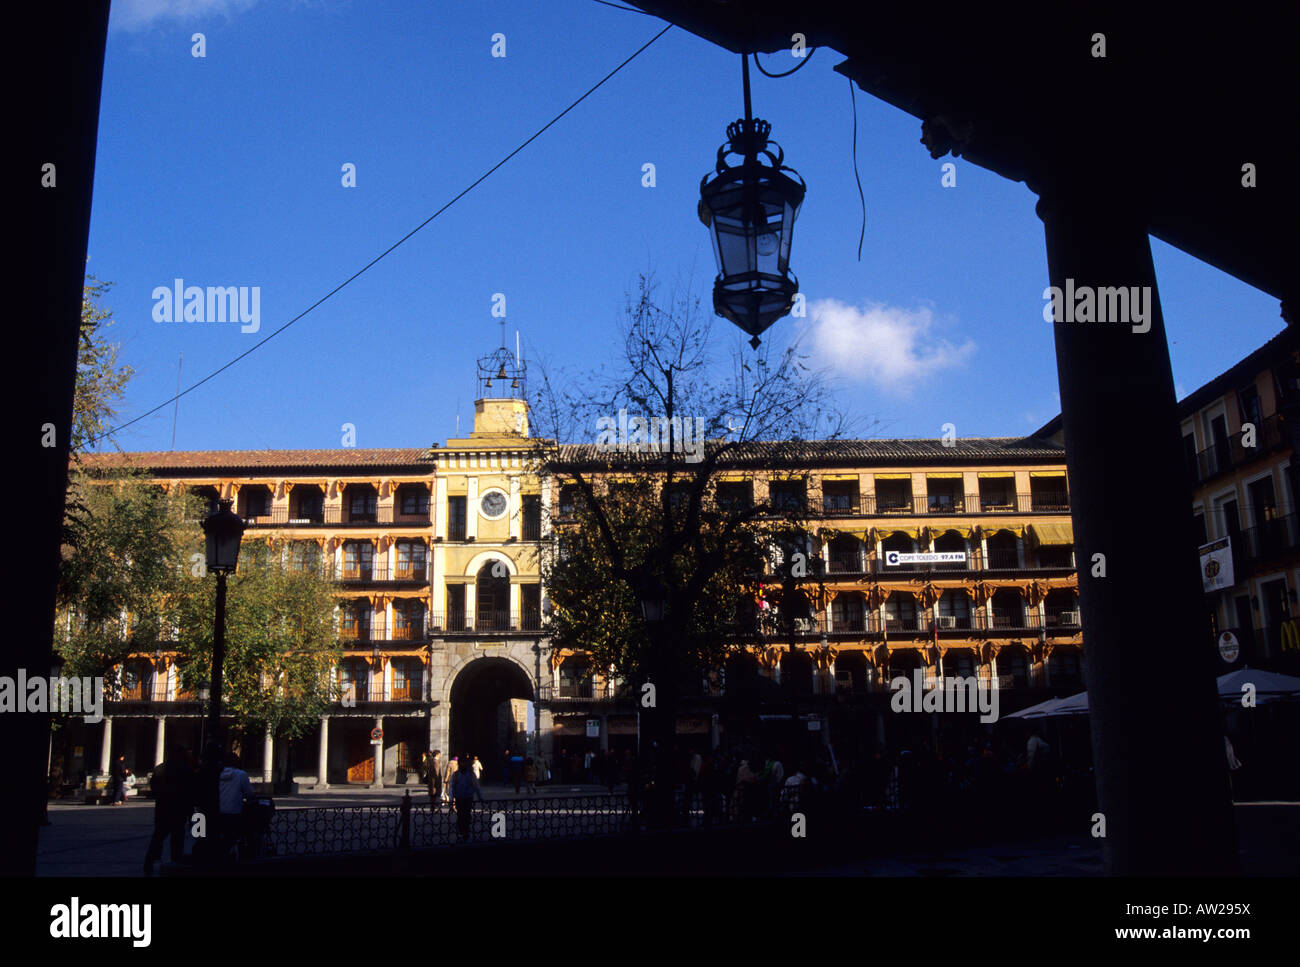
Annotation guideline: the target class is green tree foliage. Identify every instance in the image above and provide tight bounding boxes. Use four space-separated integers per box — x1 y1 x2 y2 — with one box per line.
72 276 133 458
55 471 202 684
172 539 341 743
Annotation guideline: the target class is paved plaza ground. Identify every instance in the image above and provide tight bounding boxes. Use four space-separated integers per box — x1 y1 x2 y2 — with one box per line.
35 787 1296 877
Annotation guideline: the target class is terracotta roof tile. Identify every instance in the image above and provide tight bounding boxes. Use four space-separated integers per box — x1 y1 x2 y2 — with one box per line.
80 448 434 473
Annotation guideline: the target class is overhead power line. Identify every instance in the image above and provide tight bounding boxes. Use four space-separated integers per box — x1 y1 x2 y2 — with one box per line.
93 22 674 447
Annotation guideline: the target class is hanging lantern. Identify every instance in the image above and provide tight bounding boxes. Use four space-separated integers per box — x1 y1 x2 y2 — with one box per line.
699 53 806 349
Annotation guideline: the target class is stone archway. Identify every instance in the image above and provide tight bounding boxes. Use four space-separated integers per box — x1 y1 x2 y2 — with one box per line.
447 657 534 774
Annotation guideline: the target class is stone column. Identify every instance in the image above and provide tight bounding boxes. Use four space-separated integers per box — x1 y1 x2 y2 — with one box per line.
1037 178 1236 874
98 717 112 779
370 715 384 789
316 716 330 789
262 726 273 783
153 716 166 769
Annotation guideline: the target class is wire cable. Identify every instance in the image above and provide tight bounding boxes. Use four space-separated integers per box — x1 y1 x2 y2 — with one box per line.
589 0 657 13
753 45 818 78
92 23 674 448
848 76 866 261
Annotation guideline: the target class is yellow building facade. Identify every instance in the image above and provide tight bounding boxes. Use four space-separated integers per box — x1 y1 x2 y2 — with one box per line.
75 390 1081 786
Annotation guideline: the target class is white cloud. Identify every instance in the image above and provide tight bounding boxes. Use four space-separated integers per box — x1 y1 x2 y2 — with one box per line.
112 0 260 32
799 298 975 395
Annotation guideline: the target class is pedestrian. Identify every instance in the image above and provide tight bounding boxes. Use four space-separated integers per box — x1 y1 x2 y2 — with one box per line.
109 754 129 805
471 755 484 784
217 752 254 859
1225 735 1243 798
510 750 524 794
144 744 194 873
523 757 538 795
443 755 459 804
583 749 594 783
451 753 483 840
426 750 443 806
605 749 618 793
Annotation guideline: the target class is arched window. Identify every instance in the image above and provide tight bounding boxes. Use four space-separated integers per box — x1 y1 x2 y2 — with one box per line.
831 591 867 632
937 590 971 629
1044 589 1080 627
991 589 1024 628
884 593 918 631
985 530 1019 570
237 484 272 520
933 530 968 571
828 535 865 574
291 485 324 522
559 656 593 698
476 562 510 630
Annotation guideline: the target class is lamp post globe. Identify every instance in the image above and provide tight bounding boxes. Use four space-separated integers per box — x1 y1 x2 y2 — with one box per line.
201 499 246 574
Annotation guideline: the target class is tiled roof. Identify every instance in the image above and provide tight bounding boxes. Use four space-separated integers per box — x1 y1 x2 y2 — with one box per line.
555 437 1065 467
79 448 435 473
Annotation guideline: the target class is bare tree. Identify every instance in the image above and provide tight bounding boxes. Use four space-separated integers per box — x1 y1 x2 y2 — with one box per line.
529 273 869 826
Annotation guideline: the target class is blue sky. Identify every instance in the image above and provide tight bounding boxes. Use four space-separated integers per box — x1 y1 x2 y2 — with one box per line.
89 0 1286 454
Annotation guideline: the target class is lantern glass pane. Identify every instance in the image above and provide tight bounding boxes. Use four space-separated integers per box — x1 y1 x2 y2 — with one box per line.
717 227 753 277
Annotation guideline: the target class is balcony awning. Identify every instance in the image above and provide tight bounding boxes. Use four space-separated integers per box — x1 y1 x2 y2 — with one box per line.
821 473 859 481
926 472 963 479
926 521 977 538
977 472 1015 478
1029 470 1067 478
874 472 911 480
879 525 926 539
980 523 1026 538
1028 522 1074 545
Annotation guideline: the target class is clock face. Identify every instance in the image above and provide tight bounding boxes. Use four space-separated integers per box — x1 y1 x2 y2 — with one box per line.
480 490 508 518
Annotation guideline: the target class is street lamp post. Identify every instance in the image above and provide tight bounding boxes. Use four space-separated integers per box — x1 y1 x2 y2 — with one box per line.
199 499 245 854
636 576 669 828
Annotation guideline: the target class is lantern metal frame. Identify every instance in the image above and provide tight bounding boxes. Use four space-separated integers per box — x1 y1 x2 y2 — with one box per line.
699 53 806 349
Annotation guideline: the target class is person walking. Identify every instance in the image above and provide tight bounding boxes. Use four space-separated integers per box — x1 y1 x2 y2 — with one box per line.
109 754 129 805
217 752 254 859
523 757 538 795
510 750 524 794
471 755 484 785
443 755 459 804
451 755 483 841
426 750 443 807
144 744 195 873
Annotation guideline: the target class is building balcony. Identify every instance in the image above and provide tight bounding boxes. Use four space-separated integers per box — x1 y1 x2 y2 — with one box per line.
1188 412 1287 484
1234 514 1300 574
337 562 429 585
732 608 1081 638
335 683 426 705
339 619 429 644
831 492 1073 517
430 609 545 634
